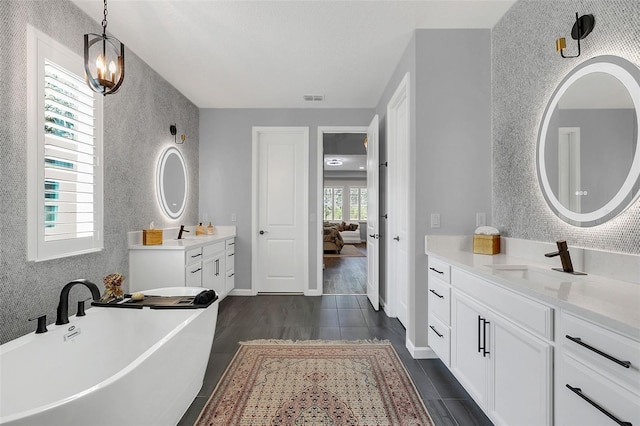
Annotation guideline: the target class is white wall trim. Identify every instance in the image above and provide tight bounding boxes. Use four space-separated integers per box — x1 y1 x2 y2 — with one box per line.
228 288 257 297
305 289 322 296
406 338 437 359
316 126 368 296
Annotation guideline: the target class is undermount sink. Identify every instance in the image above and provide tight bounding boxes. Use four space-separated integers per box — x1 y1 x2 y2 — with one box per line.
485 264 556 281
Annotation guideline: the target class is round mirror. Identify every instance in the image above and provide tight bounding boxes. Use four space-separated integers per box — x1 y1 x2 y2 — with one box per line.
157 147 188 219
537 56 640 227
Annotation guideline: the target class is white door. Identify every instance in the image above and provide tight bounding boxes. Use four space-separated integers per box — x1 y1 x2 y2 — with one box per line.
366 115 380 310
387 74 410 327
253 127 309 293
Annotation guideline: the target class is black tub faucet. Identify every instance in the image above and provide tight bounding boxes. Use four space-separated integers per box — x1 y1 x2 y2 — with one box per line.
544 240 586 275
56 279 101 325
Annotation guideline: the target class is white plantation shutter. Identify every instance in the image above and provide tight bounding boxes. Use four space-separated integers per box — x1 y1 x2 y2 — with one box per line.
28 26 103 261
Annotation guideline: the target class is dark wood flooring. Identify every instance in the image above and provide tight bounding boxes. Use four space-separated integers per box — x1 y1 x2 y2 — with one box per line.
323 243 367 294
178 295 493 426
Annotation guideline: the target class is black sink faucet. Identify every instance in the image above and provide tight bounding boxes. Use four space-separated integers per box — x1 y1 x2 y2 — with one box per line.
544 240 587 275
177 225 189 239
56 279 101 325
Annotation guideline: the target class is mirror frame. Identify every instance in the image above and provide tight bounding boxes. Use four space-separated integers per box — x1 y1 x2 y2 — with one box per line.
157 146 188 219
537 55 640 227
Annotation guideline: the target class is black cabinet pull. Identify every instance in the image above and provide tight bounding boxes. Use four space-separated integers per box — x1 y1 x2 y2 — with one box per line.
429 267 444 275
191 253 202 258
191 268 202 274
429 325 443 338
566 335 631 368
566 384 632 426
482 319 490 357
228 253 235 257
478 315 483 353
429 289 444 299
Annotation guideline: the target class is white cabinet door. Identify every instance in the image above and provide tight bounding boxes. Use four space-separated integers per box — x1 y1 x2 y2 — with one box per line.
202 257 215 291
489 314 552 426
451 290 489 408
212 254 225 297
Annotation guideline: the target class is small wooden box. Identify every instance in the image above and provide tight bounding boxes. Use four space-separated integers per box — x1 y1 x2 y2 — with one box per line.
143 229 163 245
473 234 500 255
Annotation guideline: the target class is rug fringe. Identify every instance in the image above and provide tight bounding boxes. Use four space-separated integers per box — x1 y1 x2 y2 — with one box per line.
239 339 391 345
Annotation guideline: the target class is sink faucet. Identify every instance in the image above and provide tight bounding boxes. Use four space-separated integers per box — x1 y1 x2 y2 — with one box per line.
544 240 586 275
177 225 189 239
56 279 101 325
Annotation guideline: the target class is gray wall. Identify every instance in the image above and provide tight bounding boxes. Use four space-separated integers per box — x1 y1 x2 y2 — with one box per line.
198 108 374 291
375 29 493 347
493 0 640 253
0 0 199 344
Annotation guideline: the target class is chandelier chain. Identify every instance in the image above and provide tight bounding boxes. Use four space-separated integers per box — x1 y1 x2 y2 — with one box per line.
102 0 108 31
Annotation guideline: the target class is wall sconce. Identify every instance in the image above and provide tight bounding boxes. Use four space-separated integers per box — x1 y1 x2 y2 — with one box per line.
170 124 185 144
556 13 595 59
84 0 125 95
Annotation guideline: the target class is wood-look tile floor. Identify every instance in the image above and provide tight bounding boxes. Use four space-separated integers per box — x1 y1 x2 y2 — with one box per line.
178 295 493 426
323 243 367 294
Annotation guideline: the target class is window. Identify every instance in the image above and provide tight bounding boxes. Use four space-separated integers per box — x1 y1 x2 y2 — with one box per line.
323 187 343 220
27 26 103 261
349 187 368 221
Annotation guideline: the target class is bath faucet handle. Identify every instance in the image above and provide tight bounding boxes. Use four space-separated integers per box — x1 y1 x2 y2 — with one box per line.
28 314 48 334
76 298 91 317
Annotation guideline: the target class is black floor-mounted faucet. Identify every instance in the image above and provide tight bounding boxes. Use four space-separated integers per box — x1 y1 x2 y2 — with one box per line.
544 240 587 275
56 279 101 325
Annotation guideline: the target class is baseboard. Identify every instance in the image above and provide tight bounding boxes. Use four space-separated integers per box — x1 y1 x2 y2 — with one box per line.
406 338 438 359
228 288 257 296
305 289 322 296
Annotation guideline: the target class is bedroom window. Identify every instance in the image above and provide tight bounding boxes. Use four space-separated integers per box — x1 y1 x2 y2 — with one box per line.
323 187 343 220
27 26 103 261
349 187 368 221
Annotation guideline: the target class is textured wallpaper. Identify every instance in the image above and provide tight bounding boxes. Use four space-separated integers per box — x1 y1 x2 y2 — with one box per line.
0 0 199 344
492 0 640 254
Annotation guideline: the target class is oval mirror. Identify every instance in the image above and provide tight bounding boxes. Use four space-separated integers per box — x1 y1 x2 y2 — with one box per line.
157 147 187 219
537 56 640 227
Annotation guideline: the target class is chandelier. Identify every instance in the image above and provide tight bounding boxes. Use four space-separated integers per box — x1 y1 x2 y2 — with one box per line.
84 0 125 95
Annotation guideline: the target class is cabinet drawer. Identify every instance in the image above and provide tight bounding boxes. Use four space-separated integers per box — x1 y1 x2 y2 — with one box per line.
186 247 203 264
428 257 451 283
557 352 640 426
428 277 451 325
185 262 202 287
226 269 235 293
560 311 640 393
452 268 553 340
225 238 235 249
428 315 450 367
203 241 225 258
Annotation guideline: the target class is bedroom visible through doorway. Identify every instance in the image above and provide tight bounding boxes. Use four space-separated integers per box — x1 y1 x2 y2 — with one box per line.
322 132 368 295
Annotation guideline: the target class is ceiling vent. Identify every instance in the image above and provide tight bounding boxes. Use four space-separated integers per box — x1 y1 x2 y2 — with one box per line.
303 94 324 102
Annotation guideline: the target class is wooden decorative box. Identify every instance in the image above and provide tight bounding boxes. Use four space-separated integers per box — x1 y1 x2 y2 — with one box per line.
473 234 500 255
143 229 163 246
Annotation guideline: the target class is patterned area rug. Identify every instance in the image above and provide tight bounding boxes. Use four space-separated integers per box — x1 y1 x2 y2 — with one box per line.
323 244 366 258
195 340 433 426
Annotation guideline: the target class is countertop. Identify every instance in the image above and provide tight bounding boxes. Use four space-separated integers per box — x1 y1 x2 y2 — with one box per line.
426 246 640 340
128 226 236 251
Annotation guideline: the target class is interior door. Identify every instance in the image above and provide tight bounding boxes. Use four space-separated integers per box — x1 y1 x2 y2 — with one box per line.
254 127 309 293
366 115 380 310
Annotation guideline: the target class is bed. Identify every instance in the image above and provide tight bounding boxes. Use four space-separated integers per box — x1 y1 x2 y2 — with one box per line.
323 226 345 253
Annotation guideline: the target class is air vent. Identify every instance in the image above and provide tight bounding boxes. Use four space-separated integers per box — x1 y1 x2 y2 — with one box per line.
303 94 324 102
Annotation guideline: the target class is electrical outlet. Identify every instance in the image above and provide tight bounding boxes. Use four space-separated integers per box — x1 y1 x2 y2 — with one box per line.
231 213 237 222
430 213 441 228
476 212 486 227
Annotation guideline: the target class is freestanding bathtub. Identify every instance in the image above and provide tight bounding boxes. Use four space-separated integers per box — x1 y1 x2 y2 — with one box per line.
0 287 218 426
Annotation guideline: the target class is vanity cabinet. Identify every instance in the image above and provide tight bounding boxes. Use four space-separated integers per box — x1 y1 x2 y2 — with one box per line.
556 311 640 426
428 257 452 366
225 238 235 294
448 266 553 426
202 241 225 298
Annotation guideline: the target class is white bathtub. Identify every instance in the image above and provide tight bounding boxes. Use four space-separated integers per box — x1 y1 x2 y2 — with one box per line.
0 287 218 426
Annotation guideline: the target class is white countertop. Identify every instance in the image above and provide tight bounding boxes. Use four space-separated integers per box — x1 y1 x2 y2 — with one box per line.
128 226 236 251
426 241 640 340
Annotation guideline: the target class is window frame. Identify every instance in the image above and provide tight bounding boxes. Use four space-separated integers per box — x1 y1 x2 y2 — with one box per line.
323 186 344 221
27 25 104 262
349 186 368 221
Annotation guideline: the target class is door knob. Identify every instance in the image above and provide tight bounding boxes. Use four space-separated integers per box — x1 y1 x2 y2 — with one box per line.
393 236 400 241
259 230 266 235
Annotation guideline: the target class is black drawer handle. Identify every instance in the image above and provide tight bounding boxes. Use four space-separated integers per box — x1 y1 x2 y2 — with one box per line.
228 272 235 278
228 253 235 257
566 335 631 368
190 253 202 258
566 384 632 426
190 268 202 274
429 325 443 338
429 267 444 275
429 289 444 299
228 242 235 246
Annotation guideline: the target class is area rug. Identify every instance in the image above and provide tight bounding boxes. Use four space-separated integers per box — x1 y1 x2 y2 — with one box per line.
323 244 366 258
195 340 433 426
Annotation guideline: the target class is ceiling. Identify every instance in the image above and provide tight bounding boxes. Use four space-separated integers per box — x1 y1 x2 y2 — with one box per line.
324 154 367 171
71 0 515 109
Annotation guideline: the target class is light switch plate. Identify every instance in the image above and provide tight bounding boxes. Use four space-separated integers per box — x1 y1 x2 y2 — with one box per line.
430 213 441 228
231 213 237 222
476 212 486 227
